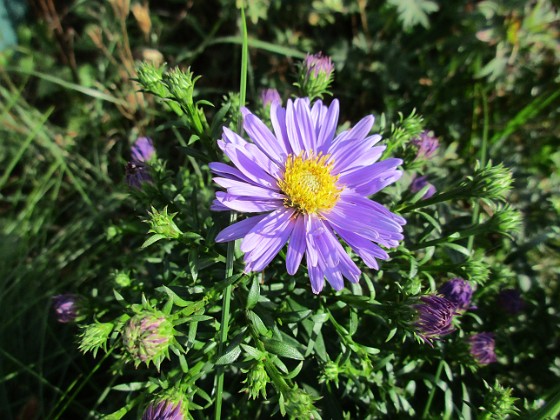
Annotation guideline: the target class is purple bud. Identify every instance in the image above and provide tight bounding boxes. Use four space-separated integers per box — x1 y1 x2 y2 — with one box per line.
469 332 497 365
52 294 83 323
142 399 185 420
303 52 334 78
411 130 439 159
126 161 152 189
126 137 155 188
260 88 282 107
131 137 155 162
497 289 525 315
123 312 173 367
413 295 456 345
438 278 473 311
411 175 436 199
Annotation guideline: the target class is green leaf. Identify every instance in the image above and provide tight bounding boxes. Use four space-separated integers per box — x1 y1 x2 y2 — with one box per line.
246 276 260 309
141 233 166 248
215 344 242 365
387 0 439 30
263 338 305 360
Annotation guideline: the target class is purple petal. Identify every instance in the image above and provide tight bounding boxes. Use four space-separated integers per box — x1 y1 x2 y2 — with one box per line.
330 141 385 174
270 102 292 155
308 260 325 294
243 110 288 164
338 158 403 196
215 214 268 243
286 215 306 275
213 177 284 199
313 99 339 153
331 115 374 147
214 192 283 213
241 208 296 272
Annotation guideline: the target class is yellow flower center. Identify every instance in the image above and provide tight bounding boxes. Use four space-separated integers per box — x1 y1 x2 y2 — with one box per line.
278 152 342 214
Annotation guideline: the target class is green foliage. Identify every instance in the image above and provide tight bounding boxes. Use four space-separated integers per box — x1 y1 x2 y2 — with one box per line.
1 0 559 418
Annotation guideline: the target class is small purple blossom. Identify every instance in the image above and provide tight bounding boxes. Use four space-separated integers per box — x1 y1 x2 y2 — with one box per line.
497 289 525 315
303 52 334 78
126 137 155 188
413 295 456 345
211 98 406 293
438 278 473 310
131 137 156 162
52 294 83 323
469 332 497 365
142 400 184 420
260 88 282 107
410 175 436 199
411 130 439 159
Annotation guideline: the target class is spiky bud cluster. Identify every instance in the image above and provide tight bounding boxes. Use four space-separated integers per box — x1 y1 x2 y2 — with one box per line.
146 206 183 240
123 311 174 368
295 52 334 100
79 321 114 357
478 380 519 419
242 361 270 400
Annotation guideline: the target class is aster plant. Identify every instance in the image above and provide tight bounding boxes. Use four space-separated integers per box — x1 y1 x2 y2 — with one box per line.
211 97 406 293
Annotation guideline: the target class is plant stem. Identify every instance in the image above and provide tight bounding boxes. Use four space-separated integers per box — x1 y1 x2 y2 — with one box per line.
422 360 444 419
467 85 489 253
214 5 248 419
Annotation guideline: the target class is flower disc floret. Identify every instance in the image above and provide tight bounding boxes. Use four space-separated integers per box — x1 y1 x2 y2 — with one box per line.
278 152 341 214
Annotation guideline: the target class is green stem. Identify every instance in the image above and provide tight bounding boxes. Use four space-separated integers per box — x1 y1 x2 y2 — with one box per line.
467 85 489 253
214 5 248 420
422 360 444 419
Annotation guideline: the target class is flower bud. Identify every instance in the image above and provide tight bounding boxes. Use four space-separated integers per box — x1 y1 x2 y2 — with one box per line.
469 332 497 365
438 278 473 311
296 52 334 100
412 295 456 345
411 130 439 159
466 161 513 203
142 399 186 420
410 175 436 199
52 294 85 323
79 321 114 357
147 206 183 239
123 311 174 368
242 361 270 400
259 88 282 108
136 62 168 97
496 288 525 315
126 137 156 189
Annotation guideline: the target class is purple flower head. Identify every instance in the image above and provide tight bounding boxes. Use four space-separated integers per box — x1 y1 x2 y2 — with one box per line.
126 137 155 188
497 289 525 314
303 52 334 78
211 98 406 293
413 295 456 345
411 130 439 159
142 400 185 420
260 88 282 107
469 332 497 365
123 312 174 367
131 137 155 162
52 294 83 323
438 278 473 311
410 175 436 199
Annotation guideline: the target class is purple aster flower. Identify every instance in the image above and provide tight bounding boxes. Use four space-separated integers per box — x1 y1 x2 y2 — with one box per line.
438 278 473 310
211 98 405 293
52 294 83 323
126 137 155 188
411 130 439 159
413 295 456 345
469 332 497 365
410 175 436 199
497 289 525 315
260 88 282 107
303 52 334 78
142 400 185 420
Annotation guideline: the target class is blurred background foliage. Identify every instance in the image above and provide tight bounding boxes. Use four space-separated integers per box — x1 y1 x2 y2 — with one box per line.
0 0 559 418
